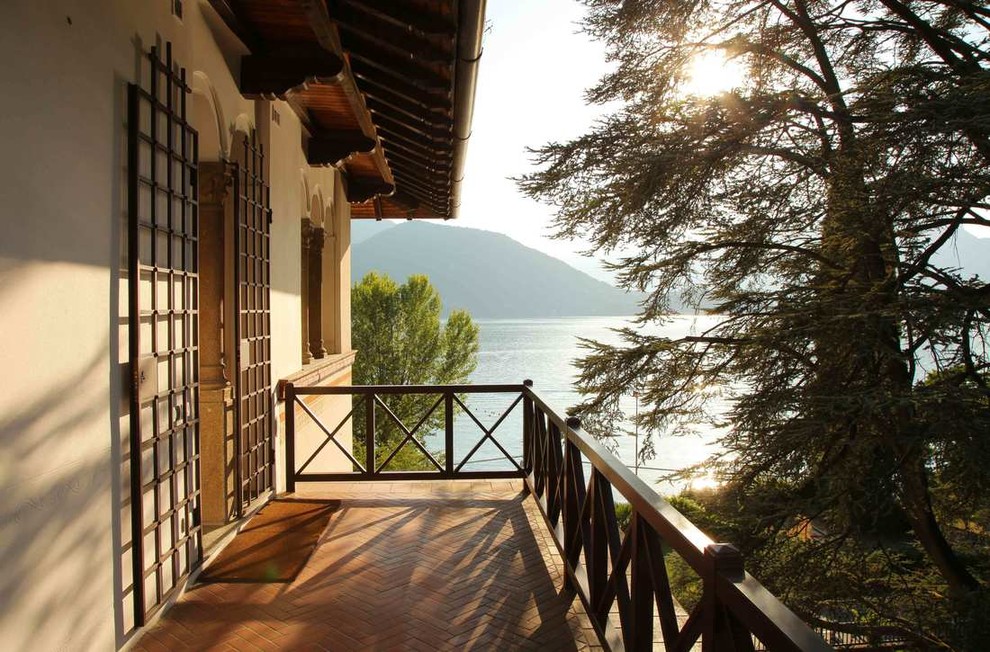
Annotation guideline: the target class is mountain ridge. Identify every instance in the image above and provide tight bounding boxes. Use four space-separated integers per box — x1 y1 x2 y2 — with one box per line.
351 221 642 318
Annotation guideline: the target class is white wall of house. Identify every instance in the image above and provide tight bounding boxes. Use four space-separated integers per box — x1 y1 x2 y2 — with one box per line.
0 1 354 649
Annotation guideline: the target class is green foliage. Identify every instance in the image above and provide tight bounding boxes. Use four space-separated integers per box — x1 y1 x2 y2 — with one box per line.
519 0 990 643
614 502 632 532
917 367 990 527
351 272 479 471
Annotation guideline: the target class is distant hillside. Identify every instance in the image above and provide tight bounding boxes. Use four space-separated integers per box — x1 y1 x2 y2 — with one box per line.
932 228 989 280
352 219 397 245
352 222 642 318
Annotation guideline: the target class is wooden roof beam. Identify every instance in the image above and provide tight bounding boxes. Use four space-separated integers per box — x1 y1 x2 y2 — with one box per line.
350 60 451 110
240 50 344 98
300 0 346 55
345 177 396 203
390 186 445 213
381 138 451 168
206 0 264 53
348 50 449 95
366 97 449 133
354 74 450 121
391 164 450 192
308 131 377 166
373 111 450 144
297 0 395 188
377 123 451 158
333 6 450 65
335 0 455 37
385 148 451 176
387 172 449 199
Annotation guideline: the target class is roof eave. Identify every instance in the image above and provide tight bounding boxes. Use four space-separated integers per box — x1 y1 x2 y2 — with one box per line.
447 0 486 220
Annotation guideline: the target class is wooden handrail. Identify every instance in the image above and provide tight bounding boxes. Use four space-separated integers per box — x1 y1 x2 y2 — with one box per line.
523 385 833 651
286 382 526 395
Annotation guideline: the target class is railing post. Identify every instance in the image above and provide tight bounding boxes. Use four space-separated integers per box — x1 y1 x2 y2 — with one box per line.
365 393 376 477
284 382 295 494
522 379 533 480
628 512 655 650
562 436 585 593
703 543 746 652
533 406 546 497
444 391 454 476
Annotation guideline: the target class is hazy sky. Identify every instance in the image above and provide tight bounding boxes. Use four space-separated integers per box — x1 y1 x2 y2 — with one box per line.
456 0 614 281
448 0 987 283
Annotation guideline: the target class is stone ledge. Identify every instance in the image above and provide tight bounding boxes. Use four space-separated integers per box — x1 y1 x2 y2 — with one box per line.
276 350 356 400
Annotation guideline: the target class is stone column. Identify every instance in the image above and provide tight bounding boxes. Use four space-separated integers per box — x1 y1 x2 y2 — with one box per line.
307 226 327 359
321 224 339 354
199 163 231 389
198 162 236 527
300 219 313 365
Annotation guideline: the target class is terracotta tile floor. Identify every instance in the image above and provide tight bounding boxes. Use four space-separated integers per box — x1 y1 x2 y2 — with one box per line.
134 481 602 651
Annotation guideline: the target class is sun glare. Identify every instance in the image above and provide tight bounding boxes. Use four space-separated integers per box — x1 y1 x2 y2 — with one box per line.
682 51 746 97
690 472 720 492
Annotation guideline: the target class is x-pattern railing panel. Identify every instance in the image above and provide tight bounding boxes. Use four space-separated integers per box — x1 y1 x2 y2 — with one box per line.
293 394 365 474
374 394 445 473
452 392 524 473
283 384 528 485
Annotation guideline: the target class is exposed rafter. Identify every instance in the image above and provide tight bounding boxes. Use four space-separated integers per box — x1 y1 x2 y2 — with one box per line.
347 49 450 95
211 0 484 219
241 50 344 98
354 76 450 123
332 5 449 64
350 60 451 109
334 0 456 38
372 111 450 144
378 140 448 176
308 131 377 166
346 177 395 203
382 149 451 180
377 125 450 159
206 0 264 52
365 97 448 132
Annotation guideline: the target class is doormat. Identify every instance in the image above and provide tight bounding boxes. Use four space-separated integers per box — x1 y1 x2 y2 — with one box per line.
199 499 341 583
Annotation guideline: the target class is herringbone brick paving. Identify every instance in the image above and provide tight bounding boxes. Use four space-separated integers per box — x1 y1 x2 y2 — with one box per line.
133 481 603 651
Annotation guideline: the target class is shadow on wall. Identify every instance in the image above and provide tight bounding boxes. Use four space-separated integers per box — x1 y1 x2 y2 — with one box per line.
0 344 120 652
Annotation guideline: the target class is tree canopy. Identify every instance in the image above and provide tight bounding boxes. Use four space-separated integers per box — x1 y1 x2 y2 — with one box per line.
519 0 990 643
352 272 479 469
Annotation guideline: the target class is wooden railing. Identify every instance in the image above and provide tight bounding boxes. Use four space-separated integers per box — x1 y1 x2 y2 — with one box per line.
282 382 528 490
523 384 832 651
283 381 832 651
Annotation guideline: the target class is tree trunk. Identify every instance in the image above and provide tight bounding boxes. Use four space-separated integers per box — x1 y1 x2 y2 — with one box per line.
821 145 979 595
896 447 981 595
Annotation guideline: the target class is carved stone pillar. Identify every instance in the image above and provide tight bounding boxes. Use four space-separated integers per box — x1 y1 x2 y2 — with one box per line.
322 226 339 355
198 161 236 528
199 162 232 389
307 226 327 359
300 219 313 365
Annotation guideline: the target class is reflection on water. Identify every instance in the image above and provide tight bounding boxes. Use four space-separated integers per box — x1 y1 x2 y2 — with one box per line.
425 315 725 496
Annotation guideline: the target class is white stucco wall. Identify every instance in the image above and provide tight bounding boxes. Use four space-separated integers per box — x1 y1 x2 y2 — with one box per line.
0 1 354 649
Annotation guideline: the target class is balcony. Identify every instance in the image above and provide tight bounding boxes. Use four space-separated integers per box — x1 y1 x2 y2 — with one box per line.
133 384 832 651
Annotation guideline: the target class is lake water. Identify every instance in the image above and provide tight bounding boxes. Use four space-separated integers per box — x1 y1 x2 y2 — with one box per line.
438 315 725 495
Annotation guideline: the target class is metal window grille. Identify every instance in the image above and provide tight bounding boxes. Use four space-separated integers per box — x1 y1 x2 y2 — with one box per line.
126 43 201 627
232 130 274 514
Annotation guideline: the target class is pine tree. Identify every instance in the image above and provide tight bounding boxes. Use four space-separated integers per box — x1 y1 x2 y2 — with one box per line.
519 0 990 620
